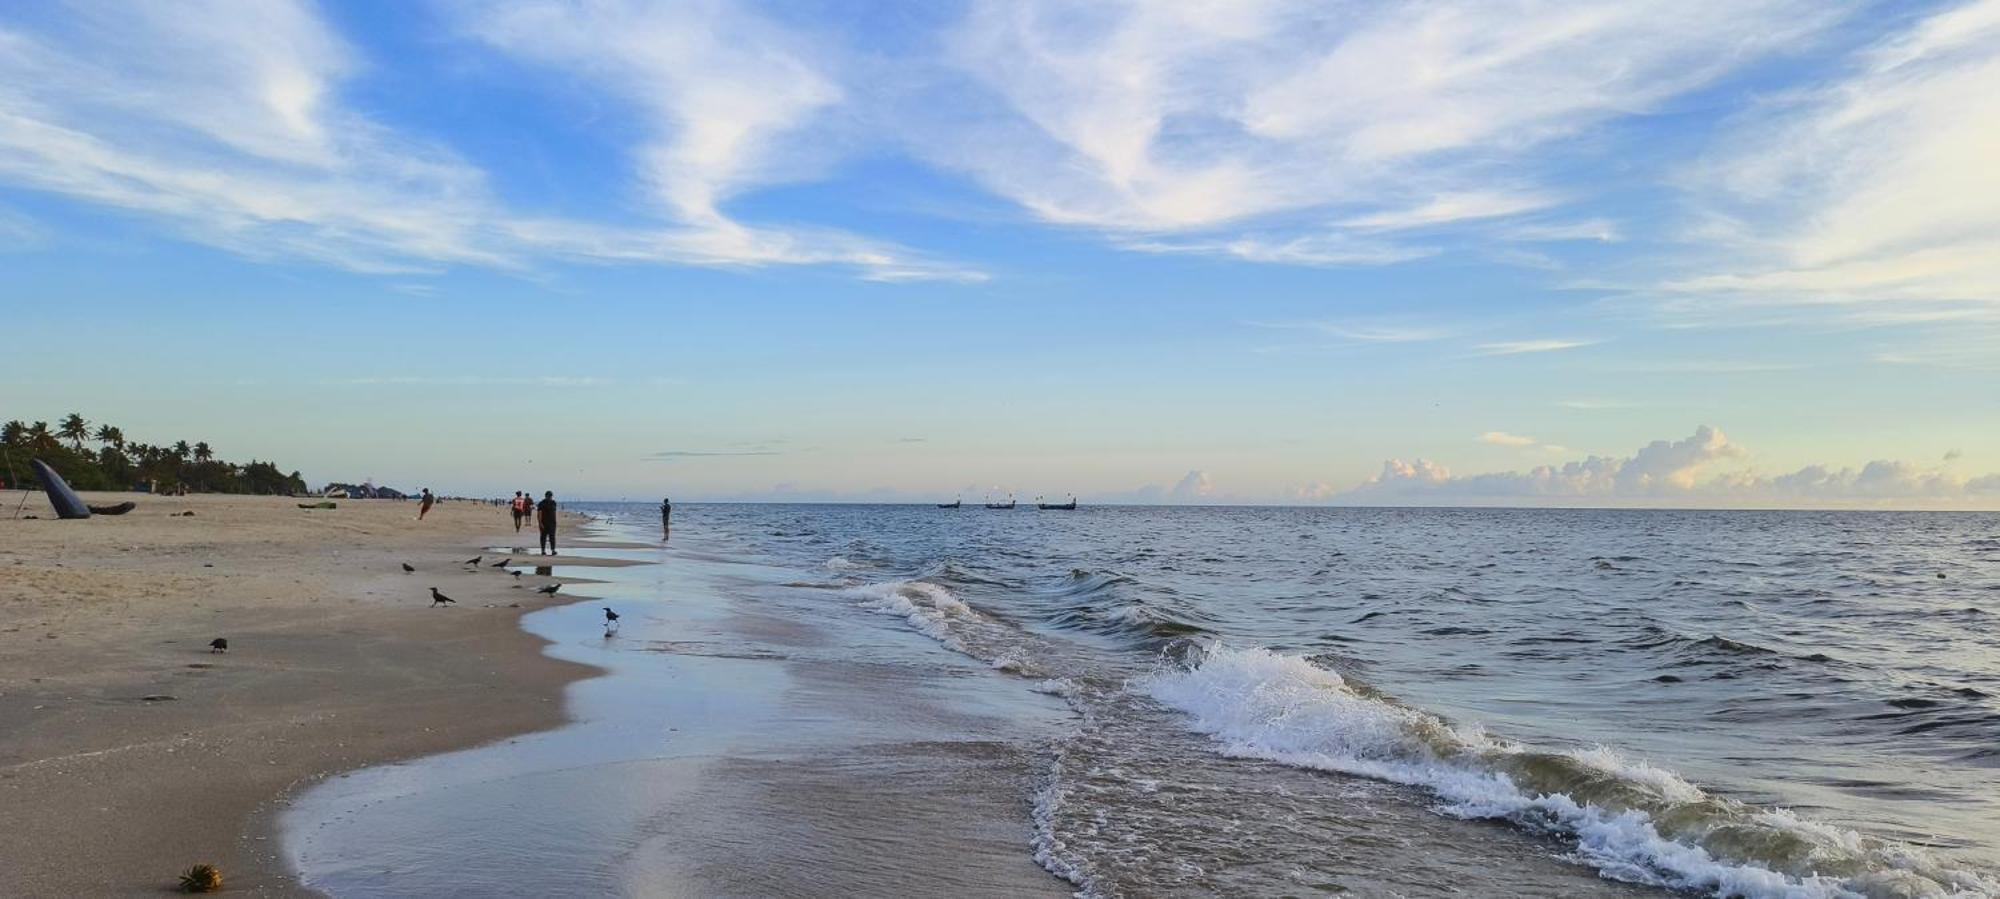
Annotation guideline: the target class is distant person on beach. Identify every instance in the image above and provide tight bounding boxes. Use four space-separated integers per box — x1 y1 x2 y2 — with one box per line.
510 491 529 532
661 497 672 542
417 488 434 521
537 490 558 555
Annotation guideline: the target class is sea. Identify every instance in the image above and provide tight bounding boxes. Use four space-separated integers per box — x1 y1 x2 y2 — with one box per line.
284 504 2000 897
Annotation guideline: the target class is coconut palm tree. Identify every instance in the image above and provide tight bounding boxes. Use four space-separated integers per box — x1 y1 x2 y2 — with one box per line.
171 440 191 461
193 442 214 464
0 420 24 447
59 413 89 450
94 424 125 450
26 422 59 455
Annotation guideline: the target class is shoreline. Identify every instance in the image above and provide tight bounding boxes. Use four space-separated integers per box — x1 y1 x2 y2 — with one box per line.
280 514 1074 897
0 492 616 896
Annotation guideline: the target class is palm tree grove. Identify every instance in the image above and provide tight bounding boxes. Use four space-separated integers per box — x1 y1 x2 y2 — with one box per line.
1 412 306 495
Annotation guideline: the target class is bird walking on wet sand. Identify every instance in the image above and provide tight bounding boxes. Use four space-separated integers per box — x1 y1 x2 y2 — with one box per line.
430 587 457 607
463 555 481 566
537 583 561 595
602 608 619 627
401 562 415 573
208 638 228 653
490 557 512 568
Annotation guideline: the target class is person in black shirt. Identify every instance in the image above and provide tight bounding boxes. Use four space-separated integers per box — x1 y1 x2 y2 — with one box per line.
536 490 559 555
660 497 672 542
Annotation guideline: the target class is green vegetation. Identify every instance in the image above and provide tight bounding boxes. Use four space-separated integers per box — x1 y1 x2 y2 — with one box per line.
1 412 306 495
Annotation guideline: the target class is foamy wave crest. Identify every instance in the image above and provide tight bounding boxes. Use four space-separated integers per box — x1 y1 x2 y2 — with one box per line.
824 556 861 571
845 580 978 653
1146 645 1996 899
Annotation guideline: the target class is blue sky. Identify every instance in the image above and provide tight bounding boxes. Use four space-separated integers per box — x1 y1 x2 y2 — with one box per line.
2 0 1998 506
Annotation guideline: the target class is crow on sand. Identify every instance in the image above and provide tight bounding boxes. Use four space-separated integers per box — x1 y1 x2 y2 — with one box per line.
491 558 512 568
537 584 561 595
463 555 481 566
603 608 619 626
401 563 415 573
209 638 228 653
430 587 457 607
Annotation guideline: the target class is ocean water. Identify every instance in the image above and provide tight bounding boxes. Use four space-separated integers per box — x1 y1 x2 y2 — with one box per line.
287 504 2000 897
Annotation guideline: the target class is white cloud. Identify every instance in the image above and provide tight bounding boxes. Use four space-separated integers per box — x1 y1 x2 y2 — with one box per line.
1667 0 2000 313
1341 191 1559 231
922 0 1834 262
1478 431 1539 447
0 0 977 281
1328 425 2000 505
1474 338 1599 355
1171 470 1215 499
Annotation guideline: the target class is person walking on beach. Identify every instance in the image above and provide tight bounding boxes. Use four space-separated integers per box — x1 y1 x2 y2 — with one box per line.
660 497 672 542
510 491 529 532
537 490 559 555
417 487 435 521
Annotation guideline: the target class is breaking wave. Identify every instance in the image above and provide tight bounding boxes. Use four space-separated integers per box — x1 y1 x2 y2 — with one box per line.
1146 645 1995 899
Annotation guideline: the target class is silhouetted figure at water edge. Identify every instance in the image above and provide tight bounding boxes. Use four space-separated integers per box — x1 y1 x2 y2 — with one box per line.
537 491 559 555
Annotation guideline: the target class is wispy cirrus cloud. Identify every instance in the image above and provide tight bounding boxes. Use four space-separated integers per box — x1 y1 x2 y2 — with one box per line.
0 0 978 281
1662 0 2000 316
918 0 1839 264
1474 338 1600 356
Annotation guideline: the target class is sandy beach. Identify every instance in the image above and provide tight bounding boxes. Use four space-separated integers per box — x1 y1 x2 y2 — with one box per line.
0 492 608 896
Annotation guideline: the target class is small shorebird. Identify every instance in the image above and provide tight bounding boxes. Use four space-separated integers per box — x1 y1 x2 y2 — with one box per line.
208 638 228 653
491 558 512 568
401 563 415 573
430 587 456 607
537 584 561 595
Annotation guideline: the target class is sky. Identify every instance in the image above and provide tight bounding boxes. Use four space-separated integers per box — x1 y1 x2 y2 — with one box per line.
1 0 1998 507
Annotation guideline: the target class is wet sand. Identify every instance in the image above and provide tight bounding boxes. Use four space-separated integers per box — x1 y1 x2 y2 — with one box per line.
0 492 606 896
284 531 1074 897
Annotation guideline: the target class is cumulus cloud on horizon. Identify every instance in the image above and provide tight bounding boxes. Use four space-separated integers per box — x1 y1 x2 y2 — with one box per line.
1330 425 2000 505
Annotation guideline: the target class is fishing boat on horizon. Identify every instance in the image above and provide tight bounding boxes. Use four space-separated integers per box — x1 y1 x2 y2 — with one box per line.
1037 495 1078 510
984 494 1016 510
936 498 962 509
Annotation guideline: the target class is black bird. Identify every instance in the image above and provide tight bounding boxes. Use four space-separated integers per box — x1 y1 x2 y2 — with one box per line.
401 562 415 573
463 555 481 566
430 587 456 607
537 584 561 595
491 558 512 568
602 608 620 625
511 570 523 578
208 638 228 653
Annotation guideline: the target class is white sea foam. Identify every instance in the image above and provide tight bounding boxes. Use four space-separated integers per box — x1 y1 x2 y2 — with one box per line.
824 555 861 571
844 580 977 653
1145 645 1996 899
